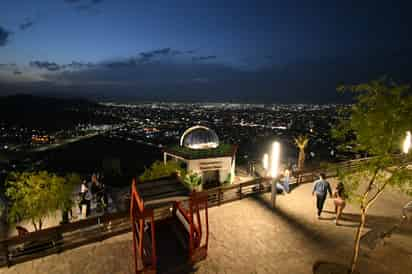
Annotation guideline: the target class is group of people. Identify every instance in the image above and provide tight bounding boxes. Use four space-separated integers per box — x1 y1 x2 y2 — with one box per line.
312 172 346 225
79 173 108 218
277 168 291 193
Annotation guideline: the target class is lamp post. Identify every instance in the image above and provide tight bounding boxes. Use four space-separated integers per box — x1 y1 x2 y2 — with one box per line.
403 131 411 154
262 153 269 176
270 141 280 207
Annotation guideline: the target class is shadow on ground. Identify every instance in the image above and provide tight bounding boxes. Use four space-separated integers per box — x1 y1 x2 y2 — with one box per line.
322 210 412 236
250 193 333 249
313 261 353 274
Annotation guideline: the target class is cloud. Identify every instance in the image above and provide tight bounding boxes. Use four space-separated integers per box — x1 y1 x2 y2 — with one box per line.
29 60 98 72
7 47 412 104
170 50 182 56
103 58 137 69
136 48 195 63
30 61 61 71
64 0 104 14
65 61 96 69
0 63 17 68
19 19 35 31
192 55 217 61
0 64 20 76
0 26 12 46
138 48 172 62
98 48 192 68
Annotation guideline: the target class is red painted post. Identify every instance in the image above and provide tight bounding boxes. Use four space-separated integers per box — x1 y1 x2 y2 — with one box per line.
196 204 202 245
204 197 209 252
130 180 138 274
150 214 156 269
188 195 194 260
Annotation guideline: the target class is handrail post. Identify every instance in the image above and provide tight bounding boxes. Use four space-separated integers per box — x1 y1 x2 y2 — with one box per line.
150 214 156 269
4 241 10 267
271 178 276 208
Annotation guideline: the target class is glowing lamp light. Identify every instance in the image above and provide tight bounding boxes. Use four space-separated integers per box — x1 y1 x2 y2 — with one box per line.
262 153 269 170
403 131 411 154
270 141 280 178
187 142 219 149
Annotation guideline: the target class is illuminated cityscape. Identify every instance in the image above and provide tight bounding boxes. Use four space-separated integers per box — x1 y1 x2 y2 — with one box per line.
0 99 344 176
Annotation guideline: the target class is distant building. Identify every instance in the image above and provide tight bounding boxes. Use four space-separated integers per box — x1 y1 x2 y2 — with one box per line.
31 135 53 144
163 125 237 188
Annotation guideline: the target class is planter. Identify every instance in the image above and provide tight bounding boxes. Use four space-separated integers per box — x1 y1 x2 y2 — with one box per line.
192 184 203 192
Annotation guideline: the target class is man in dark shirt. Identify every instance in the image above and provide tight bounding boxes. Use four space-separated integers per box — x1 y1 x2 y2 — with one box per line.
312 173 332 218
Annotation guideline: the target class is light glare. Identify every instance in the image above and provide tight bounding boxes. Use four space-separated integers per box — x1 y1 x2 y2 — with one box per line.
270 141 280 178
403 131 411 154
262 153 269 170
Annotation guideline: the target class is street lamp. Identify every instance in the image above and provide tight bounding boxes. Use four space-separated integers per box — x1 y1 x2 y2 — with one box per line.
269 141 280 208
262 153 269 171
403 131 411 154
270 141 280 178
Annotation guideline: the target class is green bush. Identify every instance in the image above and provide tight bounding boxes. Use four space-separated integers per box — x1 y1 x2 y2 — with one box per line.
183 172 202 190
5 171 80 231
139 160 185 182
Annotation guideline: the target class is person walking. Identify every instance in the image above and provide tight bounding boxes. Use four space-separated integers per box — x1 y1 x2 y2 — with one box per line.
312 173 332 218
333 182 346 225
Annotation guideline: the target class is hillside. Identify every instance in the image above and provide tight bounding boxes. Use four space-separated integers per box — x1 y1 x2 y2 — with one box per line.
0 94 110 130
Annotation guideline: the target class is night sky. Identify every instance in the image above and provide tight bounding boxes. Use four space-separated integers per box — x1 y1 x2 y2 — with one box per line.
1 0 411 103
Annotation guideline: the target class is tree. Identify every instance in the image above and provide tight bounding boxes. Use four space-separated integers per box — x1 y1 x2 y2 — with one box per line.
294 135 309 170
333 79 412 273
60 173 81 223
139 160 185 182
6 171 79 231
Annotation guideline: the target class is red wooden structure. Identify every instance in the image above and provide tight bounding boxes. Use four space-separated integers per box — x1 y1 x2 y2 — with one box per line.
130 176 209 274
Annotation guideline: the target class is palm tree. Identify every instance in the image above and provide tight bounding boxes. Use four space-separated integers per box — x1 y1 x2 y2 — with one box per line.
294 135 309 170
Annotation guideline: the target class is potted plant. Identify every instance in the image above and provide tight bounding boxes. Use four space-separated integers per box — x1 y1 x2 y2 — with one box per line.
184 172 202 192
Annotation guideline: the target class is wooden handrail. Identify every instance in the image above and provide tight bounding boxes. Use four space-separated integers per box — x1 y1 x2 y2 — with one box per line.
0 211 129 246
0 210 131 268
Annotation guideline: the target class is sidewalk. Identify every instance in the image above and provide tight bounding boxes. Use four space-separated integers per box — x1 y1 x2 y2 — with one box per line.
1 179 411 274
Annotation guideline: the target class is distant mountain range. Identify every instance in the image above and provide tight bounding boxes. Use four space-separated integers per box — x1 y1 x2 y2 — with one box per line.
0 94 105 131
0 46 411 104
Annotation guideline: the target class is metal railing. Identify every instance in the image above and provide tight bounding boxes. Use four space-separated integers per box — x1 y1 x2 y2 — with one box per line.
0 211 130 267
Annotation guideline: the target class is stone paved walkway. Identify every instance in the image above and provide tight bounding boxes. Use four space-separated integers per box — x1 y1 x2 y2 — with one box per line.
1 179 411 274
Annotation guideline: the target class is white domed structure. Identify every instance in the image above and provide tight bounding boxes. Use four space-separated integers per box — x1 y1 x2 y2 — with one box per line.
164 125 236 187
180 126 219 150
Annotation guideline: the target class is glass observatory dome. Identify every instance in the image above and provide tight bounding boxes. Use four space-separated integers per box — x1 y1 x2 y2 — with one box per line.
180 126 219 150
